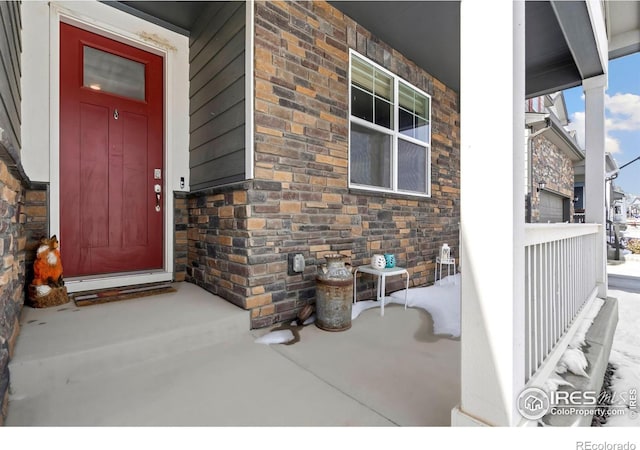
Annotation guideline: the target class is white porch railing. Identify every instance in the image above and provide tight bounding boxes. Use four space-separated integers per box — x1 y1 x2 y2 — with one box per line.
524 223 601 383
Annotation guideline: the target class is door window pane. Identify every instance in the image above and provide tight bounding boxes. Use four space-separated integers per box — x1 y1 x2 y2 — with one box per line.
350 123 391 189
398 139 426 192
83 46 146 101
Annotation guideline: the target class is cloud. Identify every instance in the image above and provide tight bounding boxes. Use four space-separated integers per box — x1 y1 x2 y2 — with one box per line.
606 135 621 154
566 110 622 154
605 93 640 131
566 111 585 148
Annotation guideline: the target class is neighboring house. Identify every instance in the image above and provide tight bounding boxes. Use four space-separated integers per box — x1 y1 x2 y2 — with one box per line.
576 152 619 224
627 195 640 219
524 92 584 223
612 186 626 224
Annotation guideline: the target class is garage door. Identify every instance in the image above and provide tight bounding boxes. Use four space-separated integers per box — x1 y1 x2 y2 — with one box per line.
539 191 568 223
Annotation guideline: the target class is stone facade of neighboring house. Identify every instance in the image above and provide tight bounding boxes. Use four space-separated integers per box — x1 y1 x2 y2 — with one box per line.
529 133 576 223
186 1 461 328
525 93 583 224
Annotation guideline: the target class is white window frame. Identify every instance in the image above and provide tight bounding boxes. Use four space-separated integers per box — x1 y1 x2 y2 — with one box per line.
348 49 432 197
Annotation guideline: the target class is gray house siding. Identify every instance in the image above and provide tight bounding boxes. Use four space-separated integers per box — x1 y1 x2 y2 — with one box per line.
189 1 246 191
0 1 21 157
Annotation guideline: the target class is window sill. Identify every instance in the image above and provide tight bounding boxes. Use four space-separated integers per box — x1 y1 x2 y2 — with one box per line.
348 186 432 201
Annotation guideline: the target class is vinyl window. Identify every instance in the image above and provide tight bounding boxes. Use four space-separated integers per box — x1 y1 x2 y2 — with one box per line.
349 51 431 196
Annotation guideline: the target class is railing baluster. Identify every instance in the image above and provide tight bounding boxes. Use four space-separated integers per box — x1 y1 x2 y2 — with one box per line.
536 243 541 370
535 243 541 373
525 246 531 380
523 224 600 382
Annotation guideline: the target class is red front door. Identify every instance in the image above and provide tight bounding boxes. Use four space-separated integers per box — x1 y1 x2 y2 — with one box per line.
60 23 164 277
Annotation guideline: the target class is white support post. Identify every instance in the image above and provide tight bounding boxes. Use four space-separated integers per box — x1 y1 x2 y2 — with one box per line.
452 0 526 426
583 74 608 299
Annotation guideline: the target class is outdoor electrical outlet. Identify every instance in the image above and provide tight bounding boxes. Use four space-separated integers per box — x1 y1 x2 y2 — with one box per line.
293 254 305 272
288 253 305 275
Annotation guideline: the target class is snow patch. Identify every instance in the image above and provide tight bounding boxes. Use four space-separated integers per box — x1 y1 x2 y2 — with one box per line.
541 297 605 406
555 347 589 378
389 273 460 338
351 300 381 320
544 373 575 392
603 288 640 427
302 314 316 326
350 273 461 337
254 330 295 345
569 297 605 349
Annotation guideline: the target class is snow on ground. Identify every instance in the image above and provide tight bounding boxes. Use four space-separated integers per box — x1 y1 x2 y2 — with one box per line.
351 273 460 338
256 273 461 344
607 231 640 426
388 273 460 337
254 329 295 345
623 223 640 240
604 288 640 426
547 298 604 387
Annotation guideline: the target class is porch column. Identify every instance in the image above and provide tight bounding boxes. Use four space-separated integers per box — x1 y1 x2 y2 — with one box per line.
583 74 608 298
452 0 526 426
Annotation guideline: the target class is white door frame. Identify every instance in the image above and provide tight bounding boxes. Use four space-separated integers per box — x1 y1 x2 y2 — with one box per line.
46 2 190 293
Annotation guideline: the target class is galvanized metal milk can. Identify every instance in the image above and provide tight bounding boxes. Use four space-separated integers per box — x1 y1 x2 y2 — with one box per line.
315 254 353 331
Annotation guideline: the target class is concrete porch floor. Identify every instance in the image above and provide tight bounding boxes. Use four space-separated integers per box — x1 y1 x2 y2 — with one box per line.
6 282 460 426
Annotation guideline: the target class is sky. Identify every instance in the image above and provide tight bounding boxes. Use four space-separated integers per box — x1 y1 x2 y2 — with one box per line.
564 52 640 196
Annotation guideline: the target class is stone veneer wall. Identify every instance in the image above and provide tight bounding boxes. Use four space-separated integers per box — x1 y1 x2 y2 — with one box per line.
174 193 188 282
530 134 575 223
186 0 460 329
23 187 49 284
0 159 26 425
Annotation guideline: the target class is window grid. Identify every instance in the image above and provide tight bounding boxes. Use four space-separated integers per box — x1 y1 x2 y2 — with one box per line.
349 50 431 197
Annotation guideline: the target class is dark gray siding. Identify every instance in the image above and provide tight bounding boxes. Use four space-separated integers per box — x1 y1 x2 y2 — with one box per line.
0 1 21 159
189 1 246 191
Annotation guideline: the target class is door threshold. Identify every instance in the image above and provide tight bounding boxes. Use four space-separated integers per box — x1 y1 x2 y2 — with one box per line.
65 271 173 293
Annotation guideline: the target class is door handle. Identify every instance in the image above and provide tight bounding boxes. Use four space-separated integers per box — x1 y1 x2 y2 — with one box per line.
154 184 161 212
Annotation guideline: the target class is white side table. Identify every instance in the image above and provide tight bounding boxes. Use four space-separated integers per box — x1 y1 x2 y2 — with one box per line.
353 266 409 316
435 257 456 283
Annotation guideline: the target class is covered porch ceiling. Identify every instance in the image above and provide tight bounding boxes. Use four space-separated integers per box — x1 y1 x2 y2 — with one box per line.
108 0 640 98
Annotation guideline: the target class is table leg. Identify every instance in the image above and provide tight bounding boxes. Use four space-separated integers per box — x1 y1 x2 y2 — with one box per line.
353 269 358 304
404 271 409 309
379 274 385 316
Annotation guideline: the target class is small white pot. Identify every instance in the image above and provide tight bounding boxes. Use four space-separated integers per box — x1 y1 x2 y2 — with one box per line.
371 254 386 269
